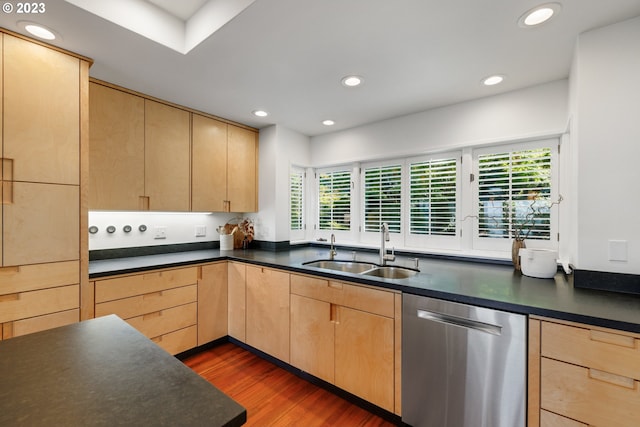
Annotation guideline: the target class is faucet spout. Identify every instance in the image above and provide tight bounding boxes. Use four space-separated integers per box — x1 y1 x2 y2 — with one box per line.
329 233 337 260
380 223 395 265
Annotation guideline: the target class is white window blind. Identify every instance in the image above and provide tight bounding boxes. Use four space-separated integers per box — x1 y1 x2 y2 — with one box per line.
477 146 552 240
363 164 402 233
410 157 457 236
290 168 304 231
318 169 351 231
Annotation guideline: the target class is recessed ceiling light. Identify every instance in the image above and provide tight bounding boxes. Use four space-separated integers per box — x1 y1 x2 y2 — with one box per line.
482 75 505 86
322 120 335 126
252 110 268 117
518 3 561 27
20 21 57 40
341 75 363 87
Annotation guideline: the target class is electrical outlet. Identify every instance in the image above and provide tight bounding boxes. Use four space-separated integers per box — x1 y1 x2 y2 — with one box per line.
609 240 628 262
195 225 206 237
154 226 167 239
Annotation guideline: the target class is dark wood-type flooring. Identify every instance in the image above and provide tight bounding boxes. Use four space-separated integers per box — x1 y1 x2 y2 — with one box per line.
183 342 397 427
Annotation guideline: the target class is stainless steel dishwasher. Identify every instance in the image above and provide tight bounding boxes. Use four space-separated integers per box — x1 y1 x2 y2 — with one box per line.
402 294 526 427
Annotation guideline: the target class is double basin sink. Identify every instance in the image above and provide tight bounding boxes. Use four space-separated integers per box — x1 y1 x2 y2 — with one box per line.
303 260 419 279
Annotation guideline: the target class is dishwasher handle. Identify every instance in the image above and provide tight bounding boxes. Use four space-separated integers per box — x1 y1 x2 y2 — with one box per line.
417 308 502 336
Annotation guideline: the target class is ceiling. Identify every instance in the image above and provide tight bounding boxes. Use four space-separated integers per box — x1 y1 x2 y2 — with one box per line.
1 0 640 136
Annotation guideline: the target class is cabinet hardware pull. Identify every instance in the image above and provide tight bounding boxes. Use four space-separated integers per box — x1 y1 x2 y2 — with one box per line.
139 196 150 210
589 329 636 348
2 181 13 205
0 266 21 275
1 158 13 181
143 311 162 320
0 293 20 303
143 291 163 299
330 303 339 324
328 281 343 290
589 368 636 389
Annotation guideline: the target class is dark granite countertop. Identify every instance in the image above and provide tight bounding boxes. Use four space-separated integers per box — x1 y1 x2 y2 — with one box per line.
0 315 246 427
89 246 640 334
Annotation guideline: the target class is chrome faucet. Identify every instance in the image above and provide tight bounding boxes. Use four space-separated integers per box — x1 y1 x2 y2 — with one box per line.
329 233 337 260
380 223 395 265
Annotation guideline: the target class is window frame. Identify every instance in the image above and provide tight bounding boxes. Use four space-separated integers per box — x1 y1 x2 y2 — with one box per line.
315 166 355 241
289 165 306 242
404 152 462 251
471 138 560 252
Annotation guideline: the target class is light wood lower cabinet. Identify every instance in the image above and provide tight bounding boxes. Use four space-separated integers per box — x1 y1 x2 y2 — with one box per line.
197 262 228 345
94 266 198 355
0 261 80 340
530 316 640 427
227 261 246 342
246 265 290 363
290 273 400 414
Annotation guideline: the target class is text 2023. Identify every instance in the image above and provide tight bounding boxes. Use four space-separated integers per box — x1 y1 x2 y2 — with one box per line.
17 3 46 13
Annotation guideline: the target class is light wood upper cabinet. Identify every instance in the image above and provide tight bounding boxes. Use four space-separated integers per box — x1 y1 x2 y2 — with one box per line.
89 82 144 210
227 125 258 212
192 114 258 213
192 114 228 212
145 100 191 211
3 34 80 186
246 265 290 362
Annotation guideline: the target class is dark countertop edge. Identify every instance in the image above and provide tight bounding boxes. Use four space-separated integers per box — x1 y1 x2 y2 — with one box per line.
89 250 640 334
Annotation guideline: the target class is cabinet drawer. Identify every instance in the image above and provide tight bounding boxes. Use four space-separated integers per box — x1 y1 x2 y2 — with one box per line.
126 302 197 340
540 410 587 427
0 261 78 295
541 321 640 380
95 267 198 303
0 284 79 323
95 284 197 319
152 325 197 355
541 357 640 427
4 309 79 339
291 274 395 318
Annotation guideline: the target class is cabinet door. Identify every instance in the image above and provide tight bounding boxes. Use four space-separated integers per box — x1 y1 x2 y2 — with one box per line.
335 306 394 412
192 114 228 212
144 100 190 211
89 83 144 210
227 262 246 342
3 182 78 266
197 263 228 345
227 125 258 212
290 294 335 383
3 34 79 185
246 266 290 362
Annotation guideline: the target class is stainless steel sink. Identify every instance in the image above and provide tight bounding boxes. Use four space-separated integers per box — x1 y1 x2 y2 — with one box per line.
303 260 378 274
361 266 419 279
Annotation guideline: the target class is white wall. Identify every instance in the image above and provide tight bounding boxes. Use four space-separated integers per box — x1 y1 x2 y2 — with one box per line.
256 125 311 242
572 16 640 274
89 211 238 250
310 79 568 166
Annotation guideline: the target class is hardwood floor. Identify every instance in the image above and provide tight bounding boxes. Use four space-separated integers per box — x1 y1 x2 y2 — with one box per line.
183 342 398 427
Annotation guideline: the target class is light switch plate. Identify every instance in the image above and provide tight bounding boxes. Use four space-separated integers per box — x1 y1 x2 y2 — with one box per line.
608 240 628 262
154 226 167 239
195 225 206 237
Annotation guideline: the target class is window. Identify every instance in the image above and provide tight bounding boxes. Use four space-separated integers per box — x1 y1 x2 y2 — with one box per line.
290 167 304 232
475 139 558 250
362 163 402 233
317 169 352 231
409 157 457 236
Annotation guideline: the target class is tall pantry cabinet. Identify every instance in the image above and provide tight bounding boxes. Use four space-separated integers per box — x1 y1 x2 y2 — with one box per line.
0 31 90 339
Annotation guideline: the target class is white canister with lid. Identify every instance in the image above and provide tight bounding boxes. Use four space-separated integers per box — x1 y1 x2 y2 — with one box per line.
519 248 558 279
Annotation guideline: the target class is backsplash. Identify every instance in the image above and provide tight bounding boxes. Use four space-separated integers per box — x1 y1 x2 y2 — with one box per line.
88 211 249 251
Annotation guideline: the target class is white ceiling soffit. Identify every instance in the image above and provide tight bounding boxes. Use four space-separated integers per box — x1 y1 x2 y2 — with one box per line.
64 0 257 54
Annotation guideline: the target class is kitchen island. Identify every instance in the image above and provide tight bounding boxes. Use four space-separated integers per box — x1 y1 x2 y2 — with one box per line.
0 315 246 427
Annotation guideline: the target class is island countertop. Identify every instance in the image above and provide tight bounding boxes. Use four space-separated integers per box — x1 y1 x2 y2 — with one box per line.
89 246 640 334
0 315 246 427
